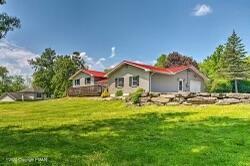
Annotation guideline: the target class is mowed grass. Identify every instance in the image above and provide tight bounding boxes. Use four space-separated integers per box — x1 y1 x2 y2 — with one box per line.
0 98 250 165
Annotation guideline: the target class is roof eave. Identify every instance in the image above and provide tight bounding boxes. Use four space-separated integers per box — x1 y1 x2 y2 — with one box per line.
0 93 18 101
185 66 209 81
105 61 127 77
69 70 82 80
105 61 177 77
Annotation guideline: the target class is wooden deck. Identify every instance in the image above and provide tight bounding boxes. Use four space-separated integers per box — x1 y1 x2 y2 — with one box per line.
68 85 105 97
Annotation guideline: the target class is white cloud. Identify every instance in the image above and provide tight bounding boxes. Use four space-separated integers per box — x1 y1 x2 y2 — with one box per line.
80 52 92 61
0 40 38 75
151 60 157 65
80 52 106 70
109 47 116 58
192 4 212 16
96 58 106 65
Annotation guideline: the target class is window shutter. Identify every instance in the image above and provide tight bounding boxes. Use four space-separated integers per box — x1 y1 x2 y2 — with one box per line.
121 78 124 87
129 77 132 87
137 76 140 86
115 78 117 87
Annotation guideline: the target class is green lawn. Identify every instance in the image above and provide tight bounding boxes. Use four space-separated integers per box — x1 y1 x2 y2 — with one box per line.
0 98 250 165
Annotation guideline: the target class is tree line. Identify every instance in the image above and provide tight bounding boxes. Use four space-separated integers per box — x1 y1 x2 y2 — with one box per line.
0 66 25 95
0 50 87 97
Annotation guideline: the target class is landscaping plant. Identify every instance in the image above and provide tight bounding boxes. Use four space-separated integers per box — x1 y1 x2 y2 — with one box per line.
129 88 145 104
101 88 110 98
115 90 123 97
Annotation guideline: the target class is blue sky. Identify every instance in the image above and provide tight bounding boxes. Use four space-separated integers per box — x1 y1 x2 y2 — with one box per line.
1 0 250 75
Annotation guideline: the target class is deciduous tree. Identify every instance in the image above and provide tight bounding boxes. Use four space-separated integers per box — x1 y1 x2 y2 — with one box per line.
155 54 167 68
52 56 77 98
199 45 224 80
72 51 87 70
155 52 199 69
0 0 21 39
9 75 25 92
0 66 25 95
29 48 56 97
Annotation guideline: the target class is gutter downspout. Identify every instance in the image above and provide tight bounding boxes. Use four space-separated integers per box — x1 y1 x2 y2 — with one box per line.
186 70 189 92
149 72 155 93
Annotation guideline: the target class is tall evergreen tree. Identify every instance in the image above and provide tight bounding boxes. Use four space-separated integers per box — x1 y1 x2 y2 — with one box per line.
220 31 249 93
247 56 250 65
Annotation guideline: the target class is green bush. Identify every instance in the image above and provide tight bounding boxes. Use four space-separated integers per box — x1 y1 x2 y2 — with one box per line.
101 89 110 98
210 79 232 93
129 88 145 104
232 80 250 93
115 90 123 97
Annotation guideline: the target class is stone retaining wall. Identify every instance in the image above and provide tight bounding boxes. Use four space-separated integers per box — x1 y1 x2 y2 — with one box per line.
134 92 250 105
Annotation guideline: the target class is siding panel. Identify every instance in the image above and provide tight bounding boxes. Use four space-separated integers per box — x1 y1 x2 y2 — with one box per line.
151 69 205 92
108 65 150 95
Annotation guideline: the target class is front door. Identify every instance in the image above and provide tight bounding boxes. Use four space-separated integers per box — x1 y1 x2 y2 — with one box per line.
178 79 183 92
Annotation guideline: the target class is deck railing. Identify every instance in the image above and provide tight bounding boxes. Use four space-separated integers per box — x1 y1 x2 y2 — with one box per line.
68 85 105 97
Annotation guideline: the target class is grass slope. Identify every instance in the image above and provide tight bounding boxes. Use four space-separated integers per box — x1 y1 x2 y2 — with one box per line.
0 98 250 165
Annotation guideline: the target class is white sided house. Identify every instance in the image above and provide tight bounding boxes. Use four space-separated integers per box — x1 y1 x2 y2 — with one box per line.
68 69 108 96
0 87 45 102
106 60 208 96
69 69 107 87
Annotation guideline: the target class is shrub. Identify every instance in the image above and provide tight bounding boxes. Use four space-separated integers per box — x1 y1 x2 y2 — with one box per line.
129 88 145 104
210 79 232 93
232 80 250 93
101 89 110 98
115 90 123 97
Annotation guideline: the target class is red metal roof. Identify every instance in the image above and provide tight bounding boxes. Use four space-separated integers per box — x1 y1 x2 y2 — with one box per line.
166 65 190 73
96 78 108 85
123 60 189 74
82 70 106 78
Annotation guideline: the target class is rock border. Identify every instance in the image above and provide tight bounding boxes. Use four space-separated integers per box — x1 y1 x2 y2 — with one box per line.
130 92 250 106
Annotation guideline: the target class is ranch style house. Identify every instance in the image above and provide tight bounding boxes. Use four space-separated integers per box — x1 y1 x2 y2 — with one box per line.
69 60 208 96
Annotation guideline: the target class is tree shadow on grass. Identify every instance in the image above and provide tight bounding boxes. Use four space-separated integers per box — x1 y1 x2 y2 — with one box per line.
0 112 249 165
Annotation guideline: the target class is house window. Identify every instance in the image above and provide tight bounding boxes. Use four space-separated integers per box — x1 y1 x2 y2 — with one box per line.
36 93 42 98
115 77 124 88
129 76 139 87
75 79 80 86
85 77 91 85
178 79 183 91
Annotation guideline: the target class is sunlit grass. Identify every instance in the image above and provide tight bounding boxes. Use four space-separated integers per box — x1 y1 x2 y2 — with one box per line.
0 97 250 165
